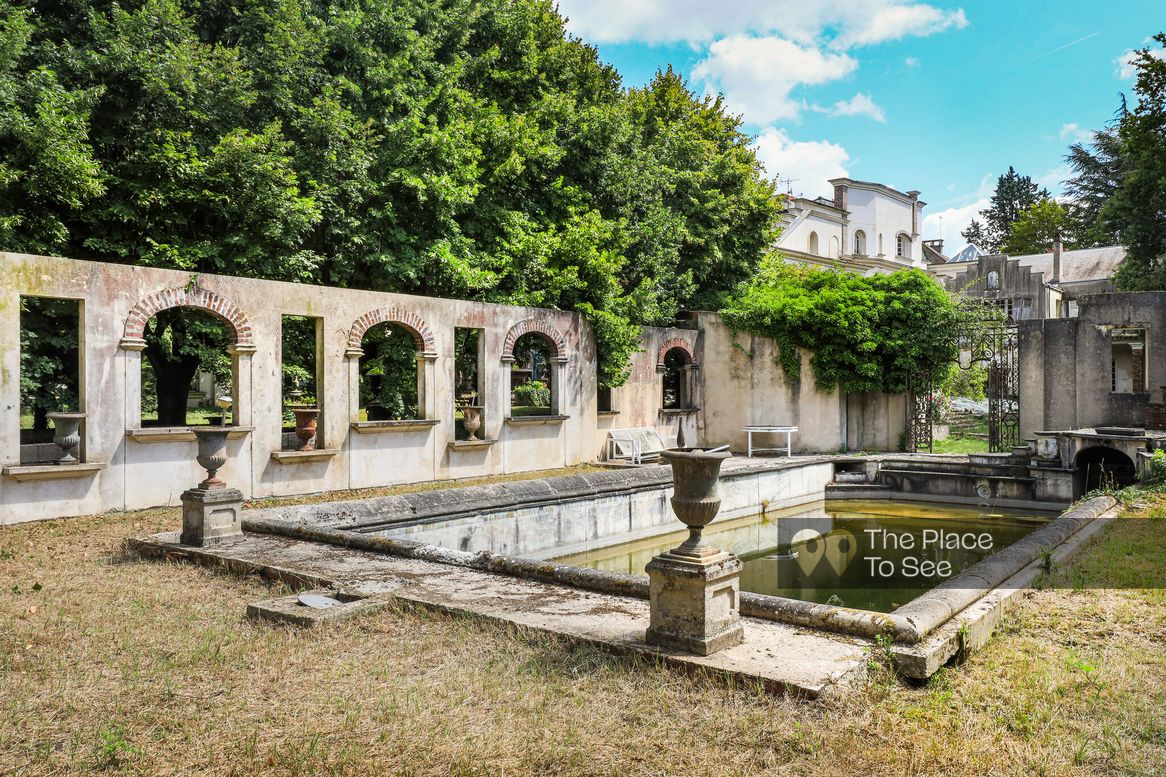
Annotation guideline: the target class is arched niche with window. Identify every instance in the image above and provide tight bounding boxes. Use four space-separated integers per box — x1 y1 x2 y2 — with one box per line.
345 308 437 428
896 233 911 259
501 319 568 421
657 341 698 411
829 235 840 258
853 230 867 256
808 231 819 256
121 286 256 434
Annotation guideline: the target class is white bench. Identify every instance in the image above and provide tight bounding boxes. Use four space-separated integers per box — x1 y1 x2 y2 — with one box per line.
607 427 677 464
742 426 798 457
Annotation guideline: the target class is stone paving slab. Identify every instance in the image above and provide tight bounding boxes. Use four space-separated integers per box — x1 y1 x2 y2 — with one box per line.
132 531 870 698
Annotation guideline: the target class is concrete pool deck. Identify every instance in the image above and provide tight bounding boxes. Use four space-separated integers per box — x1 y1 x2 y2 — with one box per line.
131 530 871 698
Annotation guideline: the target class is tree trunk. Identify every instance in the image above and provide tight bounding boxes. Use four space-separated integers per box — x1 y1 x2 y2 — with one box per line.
148 352 202 426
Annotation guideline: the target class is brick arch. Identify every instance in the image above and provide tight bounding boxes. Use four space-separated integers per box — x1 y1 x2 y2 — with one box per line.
347 307 436 354
656 338 696 369
501 318 567 361
122 286 253 349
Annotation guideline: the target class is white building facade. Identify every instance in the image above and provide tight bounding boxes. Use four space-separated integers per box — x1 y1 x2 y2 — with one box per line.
775 178 926 273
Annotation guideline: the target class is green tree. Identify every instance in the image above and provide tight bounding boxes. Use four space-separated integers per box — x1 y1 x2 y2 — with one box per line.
1106 34 1166 290
1002 199 1076 256
719 261 958 394
1063 120 1124 247
975 167 1049 252
960 219 988 249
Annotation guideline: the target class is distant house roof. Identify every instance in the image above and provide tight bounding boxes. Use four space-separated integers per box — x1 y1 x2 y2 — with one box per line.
921 240 948 265
948 244 984 263
1010 245 1126 284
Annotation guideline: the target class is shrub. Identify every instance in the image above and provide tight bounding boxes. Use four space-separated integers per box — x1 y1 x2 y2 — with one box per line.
513 380 550 407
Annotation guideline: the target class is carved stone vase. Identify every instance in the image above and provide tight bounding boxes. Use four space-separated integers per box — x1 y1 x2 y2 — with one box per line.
192 428 230 489
292 408 319 451
462 406 483 441
48 412 85 465
660 447 732 560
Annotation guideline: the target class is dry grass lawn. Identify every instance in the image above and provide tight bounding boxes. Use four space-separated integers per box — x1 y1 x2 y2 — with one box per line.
2 494 1165 776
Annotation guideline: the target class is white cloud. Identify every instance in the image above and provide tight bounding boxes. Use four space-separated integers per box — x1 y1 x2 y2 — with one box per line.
1057 123 1092 143
922 197 988 252
821 92 887 122
836 5 967 48
905 56 920 68
692 37 856 124
556 1 968 47
752 128 850 200
1117 46 1165 80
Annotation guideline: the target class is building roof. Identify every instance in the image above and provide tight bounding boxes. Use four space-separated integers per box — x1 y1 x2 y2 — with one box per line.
1010 245 1126 284
921 241 948 265
827 177 925 207
947 243 985 263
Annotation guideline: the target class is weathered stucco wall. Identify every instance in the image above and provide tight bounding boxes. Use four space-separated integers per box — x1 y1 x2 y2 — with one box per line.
0 252 603 523
2 253 910 524
694 313 906 453
1019 291 1166 438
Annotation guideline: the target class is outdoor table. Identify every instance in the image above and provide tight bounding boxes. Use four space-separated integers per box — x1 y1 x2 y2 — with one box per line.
741 426 798 457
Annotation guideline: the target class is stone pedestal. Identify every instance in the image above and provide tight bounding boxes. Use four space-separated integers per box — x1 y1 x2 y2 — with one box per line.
646 550 744 656
180 486 244 546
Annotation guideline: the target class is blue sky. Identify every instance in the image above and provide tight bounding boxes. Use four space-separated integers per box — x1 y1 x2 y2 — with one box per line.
555 0 1163 253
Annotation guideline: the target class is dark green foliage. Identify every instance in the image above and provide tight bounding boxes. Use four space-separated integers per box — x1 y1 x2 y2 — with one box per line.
1064 122 1124 248
359 323 418 420
0 0 782 395
281 315 317 404
19 297 79 432
1105 34 1166 290
512 379 549 408
141 308 232 425
1002 199 1076 256
719 262 959 394
973 167 1050 253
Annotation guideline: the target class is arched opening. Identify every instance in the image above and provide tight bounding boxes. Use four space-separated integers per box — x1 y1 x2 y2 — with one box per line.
1075 446 1137 495
829 235 840 258
359 322 421 420
853 230 867 256
141 308 235 427
662 347 693 409
878 233 884 255
510 333 555 416
897 233 910 258
808 231 819 255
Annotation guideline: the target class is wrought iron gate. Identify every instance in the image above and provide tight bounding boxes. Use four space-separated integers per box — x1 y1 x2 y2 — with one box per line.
909 311 1019 454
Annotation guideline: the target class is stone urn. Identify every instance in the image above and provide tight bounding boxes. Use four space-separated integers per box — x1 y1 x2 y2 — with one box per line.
292 408 319 451
462 406 483 441
660 447 733 561
192 428 230 489
48 412 85 465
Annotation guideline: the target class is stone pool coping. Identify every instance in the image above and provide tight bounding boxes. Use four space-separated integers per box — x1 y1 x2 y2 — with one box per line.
241 494 1118 647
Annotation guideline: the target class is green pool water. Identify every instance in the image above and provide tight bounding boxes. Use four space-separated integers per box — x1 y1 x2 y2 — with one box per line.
552 500 1052 613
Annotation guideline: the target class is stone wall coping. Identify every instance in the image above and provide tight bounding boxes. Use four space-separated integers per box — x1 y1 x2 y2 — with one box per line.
270 449 342 464
127 426 254 443
2 462 106 482
503 415 569 426
350 419 440 434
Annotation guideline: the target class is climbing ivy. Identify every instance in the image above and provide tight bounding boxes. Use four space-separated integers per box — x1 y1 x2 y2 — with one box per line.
719 261 960 394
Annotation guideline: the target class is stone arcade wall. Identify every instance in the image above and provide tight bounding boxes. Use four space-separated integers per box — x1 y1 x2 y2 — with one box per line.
1019 291 1166 438
1 253 910 524
0 252 601 523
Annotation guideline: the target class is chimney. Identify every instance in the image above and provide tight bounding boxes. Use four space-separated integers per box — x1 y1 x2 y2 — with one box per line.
833 183 847 211
1051 233 1062 283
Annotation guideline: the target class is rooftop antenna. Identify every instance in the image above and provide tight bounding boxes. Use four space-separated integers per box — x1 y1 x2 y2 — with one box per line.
779 177 800 196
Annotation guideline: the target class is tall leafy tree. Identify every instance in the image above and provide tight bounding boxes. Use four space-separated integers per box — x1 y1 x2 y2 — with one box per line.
1063 120 1124 247
1002 199 1076 256
974 167 1049 252
960 219 988 249
1105 34 1166 290
0 0 783 406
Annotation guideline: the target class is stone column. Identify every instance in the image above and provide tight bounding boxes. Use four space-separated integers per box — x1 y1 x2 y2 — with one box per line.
228 344 256 426
418 351 439 419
